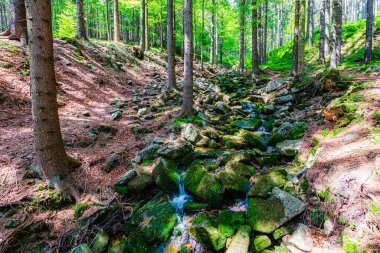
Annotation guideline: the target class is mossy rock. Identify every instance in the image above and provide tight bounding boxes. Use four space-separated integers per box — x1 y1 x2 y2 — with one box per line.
92 232 109 253
237 129 267 150
183 202 208 213
130 193 177 244
220 135 246 149
219 160 254 192
152 158 180 192
225 225 251 253
107 239 128 253
184 166 225 207
253 235 271 252
68 244 92 253
231 118 262 130
255 152 281 167
216 210 246 237
189 213 227 252
273 226 290 240
114 169 153 195
248 170 287 198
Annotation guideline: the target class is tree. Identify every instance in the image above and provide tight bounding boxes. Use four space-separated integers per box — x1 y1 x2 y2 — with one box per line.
76 0 88 40
140 0 146 51
114 0 120 42
145 1 149 50
201 0 205 71
167 0 177 89
106 0 111 40
292 0 306 78
239 0 245 73
319 0 327 64
307 0 314 48
263 0 268 64
330 0 343 68
25 0 79 201
364 0 374 63
8 0 27 42
210 0 216 65
292 0 300 77
251 0 259 76
181 0 194 117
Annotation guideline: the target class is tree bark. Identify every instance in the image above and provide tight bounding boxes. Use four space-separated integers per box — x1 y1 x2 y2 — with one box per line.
211 0 216 65
307 0 314 47
106 0 111 40
201 0 204 71
319 0 326 64
145 1 149 50
239 0 245 73
9 0 27 41
181 0 194 117
140 0 146 53
263 0 268 64
76 0 88 40
251 0 259 75
113 0 120 42
324 0 330 57
292 0 300 77
330 0 343 68
25 0 79 201
167 0 177 89
298 0 306 76
364 0 374 63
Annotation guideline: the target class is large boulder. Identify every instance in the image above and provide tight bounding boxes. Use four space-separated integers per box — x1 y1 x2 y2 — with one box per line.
262 79 288 93
181 123 200 143
131 193 177 244
158 140 194 163
238 129 267 150
114 169 153 195
189 213 227 252
247 188 305 233
152 158 179 192
184 166 225 207
276 140 304 156
226 225 251 253
220 135 246 149
231 118 261 131
248 170 287 198
201 126 220 140
216 210 246 237
218 160 254 192
267 122 294 145
132 144 160 164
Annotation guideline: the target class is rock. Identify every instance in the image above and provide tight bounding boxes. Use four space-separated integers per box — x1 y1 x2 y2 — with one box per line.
220 135 246 149
131 193 177 244
152 158 179 192
231 118 261 130
287 224 313 252
111 110 122 120
276 140 304 156
323 219 334 236
181 123 200 143
208 139 219 149
213 101 231 114
267 122 294 145
158 140 194 161
184 166 225 207
238 129 266 150
273 94 295 104
202 126 220 140
82 111 91 117
68 244 92 253
263 104 276 114
273 226 290 240
92 232 109 253
183 202 208 213
153 136 164 144
137 107 150 117
226 225 251 253
219 160 254 192
248 170 287 198
263 79 287 92
60 59 72 66
4 219 21 228
366 66 380 73
247 188 305 233
254 235 271 252
114 169 153 195
216 210 246 237
104 154 119 172
195 135 210 147
133 144 160 164
189 213 227 251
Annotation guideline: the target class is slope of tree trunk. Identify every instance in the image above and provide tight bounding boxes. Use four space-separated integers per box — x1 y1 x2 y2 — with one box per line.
297 0 306 76
364 0 374 63
211 0 216 65
25 0 79 202
167 0 177 89
145 1 149 50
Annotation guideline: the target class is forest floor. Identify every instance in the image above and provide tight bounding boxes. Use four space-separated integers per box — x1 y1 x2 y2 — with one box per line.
0 37 379 253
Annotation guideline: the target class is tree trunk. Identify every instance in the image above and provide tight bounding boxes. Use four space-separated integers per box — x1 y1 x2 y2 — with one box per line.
145 1 149 50
324 0 330 57
257 1 262 64
330 0 343 68
307 0 314 47
239 0 245 73
215 0 219 64
181 0 194 117
251 0 259 75
76 0 87 40
167 0 177 89
298 0 306 76
211 0 216 65
9 0 27 41
319 0 326 64
201 0 204 71
140 0 146 51
292 0 300 77
25 0 79 201
263 0 268 64
113 0 120 42
106 0 111 40
364 0 374 63
279 0 284 46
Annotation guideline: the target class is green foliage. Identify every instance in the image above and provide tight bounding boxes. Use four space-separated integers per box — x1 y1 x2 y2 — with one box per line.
73 203 90 220
319 187 331 202
55 1 76 38
172 115 203 125
343 235 359 253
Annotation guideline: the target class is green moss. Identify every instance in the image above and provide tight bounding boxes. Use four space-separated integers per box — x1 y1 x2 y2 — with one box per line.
172 115 203 125
216 210 246 237
247 198 285 233
248 170 287 198
253 235 272 252
343 235 360 253
183 202 208 213
231 118 262 131
310 208 325 227
152 158 180 192
73 203 90 220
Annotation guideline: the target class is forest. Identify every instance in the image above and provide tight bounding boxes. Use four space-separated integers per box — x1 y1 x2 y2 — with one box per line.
0 0 379 252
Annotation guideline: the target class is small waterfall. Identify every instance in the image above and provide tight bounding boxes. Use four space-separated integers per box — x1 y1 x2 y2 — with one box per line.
257 112 271 135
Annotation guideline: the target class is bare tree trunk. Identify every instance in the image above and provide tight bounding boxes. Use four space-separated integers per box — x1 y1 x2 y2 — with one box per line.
106 0 111 40
330 0 342 68
279 0 284 46
211 0 216 65
76 0 88 40
9 0 27 41
201 0 204 71
140 0 146 52
364 0 374 63
239 0 245 73
263 0 268 64
292 0 300 77
167 0 177 89
181 0 194 117
319 0 326 64
215 0 219 65
145 1 149 50
25 0 79 201
113 0 120 42
252 0 259 75
298 0 306 75
324 0 330 57
307 0 314 47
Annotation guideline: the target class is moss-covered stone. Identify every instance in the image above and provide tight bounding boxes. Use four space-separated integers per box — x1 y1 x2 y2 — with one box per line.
189 213 227 251
238 129 267 150
219 160 254 192
220 135 246 149
152 158 179 192
184 166 225 207
231 118 262 130
273 226 290 240
114 169 153 195
253 235 271 252
216 210 246 237
158 140 194 160
248 170 287 198
225 225 251 253
92 232 108 253
107 239 128 253
183 202 208 213
68 244 92 253
131 193 177 244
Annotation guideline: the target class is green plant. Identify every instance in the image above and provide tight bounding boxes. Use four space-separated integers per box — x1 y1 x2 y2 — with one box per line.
142 160 153 166
73 203 90 220
343 235 360 253
319 187 332 202
172 115 203 125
